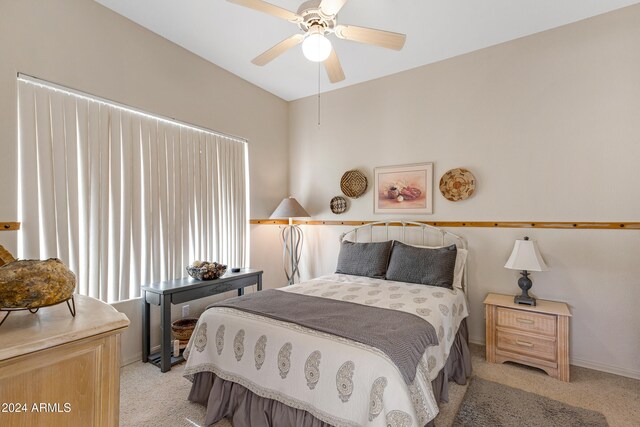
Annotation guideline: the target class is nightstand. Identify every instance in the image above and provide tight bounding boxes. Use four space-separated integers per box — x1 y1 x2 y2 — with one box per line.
484 293 571 381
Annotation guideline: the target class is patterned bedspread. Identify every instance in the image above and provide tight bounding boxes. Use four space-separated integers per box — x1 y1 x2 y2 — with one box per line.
183 274 469 427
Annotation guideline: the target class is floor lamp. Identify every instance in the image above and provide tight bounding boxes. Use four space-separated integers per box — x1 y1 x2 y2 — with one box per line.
270 197 310 286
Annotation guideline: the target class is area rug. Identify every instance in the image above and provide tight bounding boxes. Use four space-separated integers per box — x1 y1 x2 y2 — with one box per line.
453 377 608 426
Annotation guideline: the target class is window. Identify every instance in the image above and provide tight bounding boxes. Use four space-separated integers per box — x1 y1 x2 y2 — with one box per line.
17 75 249 303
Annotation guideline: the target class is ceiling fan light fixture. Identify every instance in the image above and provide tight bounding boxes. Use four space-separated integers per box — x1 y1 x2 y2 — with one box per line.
229 0 406 84
302 31 332 62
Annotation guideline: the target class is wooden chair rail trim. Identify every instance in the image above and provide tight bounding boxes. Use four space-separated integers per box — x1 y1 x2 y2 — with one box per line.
250 219 640 230
6 219 638 231
0 222 20 231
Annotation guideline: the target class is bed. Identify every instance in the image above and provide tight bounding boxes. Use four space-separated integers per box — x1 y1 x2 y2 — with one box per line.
184 221 472 427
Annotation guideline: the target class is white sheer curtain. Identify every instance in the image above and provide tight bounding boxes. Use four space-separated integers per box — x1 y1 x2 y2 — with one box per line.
17 77 248 303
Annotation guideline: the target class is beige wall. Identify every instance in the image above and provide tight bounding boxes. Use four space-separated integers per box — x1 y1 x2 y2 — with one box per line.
0 0 287 364
285 5 640 378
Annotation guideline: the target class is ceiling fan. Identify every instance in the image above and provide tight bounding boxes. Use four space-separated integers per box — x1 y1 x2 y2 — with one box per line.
227 0 406 83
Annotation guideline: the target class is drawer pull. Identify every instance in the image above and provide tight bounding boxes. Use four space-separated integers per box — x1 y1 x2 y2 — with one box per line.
516 339 534 347
516 318 534 325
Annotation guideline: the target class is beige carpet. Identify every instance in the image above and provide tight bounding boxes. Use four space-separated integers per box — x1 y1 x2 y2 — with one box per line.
120 344 640 426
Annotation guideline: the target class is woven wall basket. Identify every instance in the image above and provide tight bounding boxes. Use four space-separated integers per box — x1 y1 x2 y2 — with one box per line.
340 170 368 199
439 168 476 201
330 196 348 214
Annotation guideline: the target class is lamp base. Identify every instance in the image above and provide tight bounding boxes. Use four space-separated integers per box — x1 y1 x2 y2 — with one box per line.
514 270 537 306
280 224 303 286
514 294 536 306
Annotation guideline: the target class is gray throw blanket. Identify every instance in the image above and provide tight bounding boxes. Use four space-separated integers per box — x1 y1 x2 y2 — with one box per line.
208 289 438 384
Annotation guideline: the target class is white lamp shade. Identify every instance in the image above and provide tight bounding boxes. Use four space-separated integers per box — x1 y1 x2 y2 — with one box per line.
504 239 548 271
270 197 310 219
302 33 332 62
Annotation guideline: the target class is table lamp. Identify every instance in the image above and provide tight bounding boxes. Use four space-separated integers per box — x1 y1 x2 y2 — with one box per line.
270 197 310 285
504 236 548 306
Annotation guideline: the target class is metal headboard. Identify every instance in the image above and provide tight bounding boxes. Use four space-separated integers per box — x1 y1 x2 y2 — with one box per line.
339 220 468 294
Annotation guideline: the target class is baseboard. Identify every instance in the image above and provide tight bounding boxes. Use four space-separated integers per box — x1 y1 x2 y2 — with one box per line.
125 339 640 380
570 357 640 380
468 335 640 380
469 335 485 346
121 345 161 367
127 339 640 380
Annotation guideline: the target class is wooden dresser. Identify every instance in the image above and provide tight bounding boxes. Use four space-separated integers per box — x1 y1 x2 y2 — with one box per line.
484 293 571 381
0 295 129 426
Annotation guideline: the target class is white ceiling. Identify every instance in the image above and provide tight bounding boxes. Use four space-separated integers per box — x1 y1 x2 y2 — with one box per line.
95 0 639 101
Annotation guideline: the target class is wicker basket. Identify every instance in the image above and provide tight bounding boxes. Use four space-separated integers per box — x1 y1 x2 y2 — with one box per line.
439 168 476 201
340 170 368 199
171 317 199 341
330 196 347 214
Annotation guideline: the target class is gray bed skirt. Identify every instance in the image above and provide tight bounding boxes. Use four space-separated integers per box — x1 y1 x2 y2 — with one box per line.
188 319 472 427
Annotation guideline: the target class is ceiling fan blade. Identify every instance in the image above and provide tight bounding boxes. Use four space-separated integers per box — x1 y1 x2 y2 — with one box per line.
319 0 349 16
252 34 305 66
324 49 345 83
227 0 301 23
334 24 406 50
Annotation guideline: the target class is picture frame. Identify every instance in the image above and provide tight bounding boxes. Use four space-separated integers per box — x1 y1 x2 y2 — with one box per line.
374 162 433 214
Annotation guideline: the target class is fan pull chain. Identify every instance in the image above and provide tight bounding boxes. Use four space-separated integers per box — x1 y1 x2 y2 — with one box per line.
317 61 321 126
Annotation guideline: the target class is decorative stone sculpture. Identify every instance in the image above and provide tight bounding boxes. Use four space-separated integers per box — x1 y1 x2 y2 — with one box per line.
0 258 76 309
0 245 15 267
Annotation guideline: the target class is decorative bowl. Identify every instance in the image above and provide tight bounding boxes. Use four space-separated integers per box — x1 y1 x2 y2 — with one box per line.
186 261 227 281
171 317 199 341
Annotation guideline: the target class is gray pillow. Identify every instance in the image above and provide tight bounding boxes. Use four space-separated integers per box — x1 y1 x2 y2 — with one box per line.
386 241 457 288
335 240 394 278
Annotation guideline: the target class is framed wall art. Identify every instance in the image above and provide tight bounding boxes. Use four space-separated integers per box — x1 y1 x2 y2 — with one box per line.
374 162 433 214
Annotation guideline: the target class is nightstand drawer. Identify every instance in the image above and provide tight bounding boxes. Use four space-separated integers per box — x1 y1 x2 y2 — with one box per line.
496 329 557 362
496 307 556 337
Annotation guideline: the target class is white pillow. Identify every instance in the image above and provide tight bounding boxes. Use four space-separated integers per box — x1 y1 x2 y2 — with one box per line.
408 243 467 290
452 248 467 290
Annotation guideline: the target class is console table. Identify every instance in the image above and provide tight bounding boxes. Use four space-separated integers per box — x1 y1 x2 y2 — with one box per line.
142 269 263 372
